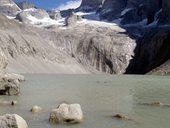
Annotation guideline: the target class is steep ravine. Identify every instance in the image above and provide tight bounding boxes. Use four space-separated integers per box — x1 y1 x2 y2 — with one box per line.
126 27 170 74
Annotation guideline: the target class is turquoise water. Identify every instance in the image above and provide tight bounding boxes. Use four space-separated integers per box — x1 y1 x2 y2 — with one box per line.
0 75 170 128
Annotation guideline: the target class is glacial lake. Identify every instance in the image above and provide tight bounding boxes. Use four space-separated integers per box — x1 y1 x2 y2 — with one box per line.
0 74 170 128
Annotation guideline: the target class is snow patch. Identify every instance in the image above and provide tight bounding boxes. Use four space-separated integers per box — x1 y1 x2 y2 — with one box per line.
26 15 65 27
121 8 133 16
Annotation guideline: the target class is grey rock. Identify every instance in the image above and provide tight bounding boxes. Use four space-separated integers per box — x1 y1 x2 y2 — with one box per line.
65 12 81 26
30 105 42 113
47 10 61 20
0 0 21 17
17 1 36 10
0 51 8 72
16 8 49 23
148 59 170 75
100 0 126 21
79 0 103 11
0 114 28 128
49 103 83 124
158 0 170 25
127 28 170 74
0 74 20 95
121 0 162 25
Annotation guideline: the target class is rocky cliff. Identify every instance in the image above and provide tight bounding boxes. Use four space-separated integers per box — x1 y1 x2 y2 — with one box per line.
79 0 103 11
0 0 21 16
158 0 170 25
0 0 169 75
100 0 126 21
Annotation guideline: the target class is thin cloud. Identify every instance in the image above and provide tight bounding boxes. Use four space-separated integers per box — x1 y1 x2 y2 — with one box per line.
57 0 82 10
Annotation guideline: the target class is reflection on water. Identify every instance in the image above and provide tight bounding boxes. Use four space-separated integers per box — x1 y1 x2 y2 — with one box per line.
0 75 170 128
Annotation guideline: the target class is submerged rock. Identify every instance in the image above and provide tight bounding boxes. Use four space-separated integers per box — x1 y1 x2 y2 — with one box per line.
140 102 170 107
0 100 17 106
30 106 42 113
113 114 131 120
0 114 28 128
49 103 83 124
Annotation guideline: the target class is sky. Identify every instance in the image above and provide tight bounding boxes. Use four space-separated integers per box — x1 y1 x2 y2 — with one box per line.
14 0 82 10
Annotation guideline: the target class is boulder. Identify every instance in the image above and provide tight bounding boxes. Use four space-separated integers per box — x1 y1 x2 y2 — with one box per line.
0 74 20 95
30 106 42 113
49 103 83 124
0 114 28 128
65 12 81 26
47 10 61 20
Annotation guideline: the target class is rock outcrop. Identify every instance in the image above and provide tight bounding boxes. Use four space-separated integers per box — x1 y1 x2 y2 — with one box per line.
100 0 126 21
49 103 83 124
16 8 49 23
0 0 21 16
17 1 36 10
126 28 170 74
47 10 61 20
148 59 170 75
79 0 103 11
65 12 81 26
158 0 170 25
0 51 8 72
0 114 28 128
0 73 20 95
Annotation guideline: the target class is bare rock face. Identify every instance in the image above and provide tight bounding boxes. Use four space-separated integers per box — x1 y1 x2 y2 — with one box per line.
121 0 162 25
158 0 170 25
49 103 83 124
0 114 28 128
0 51 8 72
0 0 21 16
47 10 61 20
79 0 103 11
0 74 20 95
65 12 81 26
148 59 170 75
17 1 36 10
127 28 170 74
100 0 126 21
16 8 49 23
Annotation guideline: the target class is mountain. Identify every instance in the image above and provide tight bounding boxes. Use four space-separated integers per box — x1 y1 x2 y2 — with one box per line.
16 1 36 10
0 0 169 75
0 0 21 16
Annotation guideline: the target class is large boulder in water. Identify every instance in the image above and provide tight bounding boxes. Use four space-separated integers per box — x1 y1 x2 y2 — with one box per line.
0 114 28 128
49 103 83 124
0 74 20 95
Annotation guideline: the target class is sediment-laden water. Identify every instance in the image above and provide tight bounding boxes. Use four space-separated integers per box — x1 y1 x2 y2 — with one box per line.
0 74 170 128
